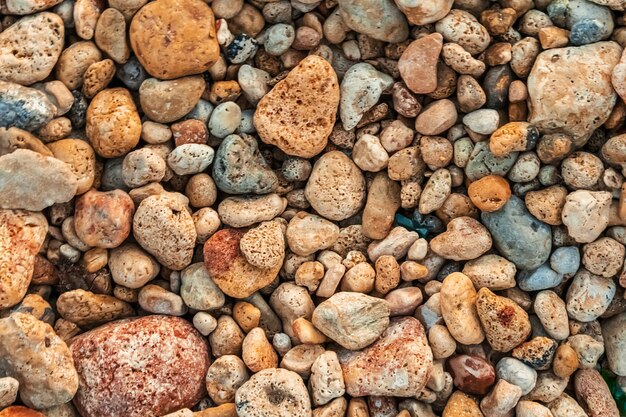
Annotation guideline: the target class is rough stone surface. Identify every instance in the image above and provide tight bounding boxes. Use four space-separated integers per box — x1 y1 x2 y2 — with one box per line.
476 288 532 352
0 81 56 131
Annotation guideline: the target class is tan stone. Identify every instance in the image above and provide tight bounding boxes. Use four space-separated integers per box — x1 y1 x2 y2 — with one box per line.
443 391 484 417
56 289 134 327
129 0 219 79
95 8 130 64
440 272 485 345
55 41 102 90
468 175 511 212
255 56 339 158
74 189 135 248
399 33 443 94
242 328 278 373
47 139 96 194
139 76 206 123
86 88 141 158
430 216 492 261
362 172 401 240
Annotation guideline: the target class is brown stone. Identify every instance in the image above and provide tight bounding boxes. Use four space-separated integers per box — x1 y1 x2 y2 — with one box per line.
361 172 401 240
74 189 134 249
398 33 443 94
129 0 219 79
575 369 619 417
254 56 339 158
442 391 484 417
468 175 511 212
447 355 496 395
0 406 46 417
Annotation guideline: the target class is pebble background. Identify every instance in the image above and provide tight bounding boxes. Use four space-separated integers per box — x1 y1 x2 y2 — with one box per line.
1 0 626 416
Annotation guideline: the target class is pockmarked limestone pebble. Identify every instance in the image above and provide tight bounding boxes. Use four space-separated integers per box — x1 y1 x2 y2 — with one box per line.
47 139 96 195
108 242 160 289
337 0 408 43
133 194 197 270
86 88 141 158
74 189 135 248
0 313 78 409
430 216 492 261
312 292 390 350
70 315 209 417
0 13 64 85
304 151 366 221
129 0 219 79
235 368 312 417
338 317 433 397
0 149 77 211
255 55 339 158
561 190 612 243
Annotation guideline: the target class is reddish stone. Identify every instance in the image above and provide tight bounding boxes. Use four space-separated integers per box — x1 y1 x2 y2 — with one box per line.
0 406 46 417
447 354 496 395
70 315 209 417
172 119 208 146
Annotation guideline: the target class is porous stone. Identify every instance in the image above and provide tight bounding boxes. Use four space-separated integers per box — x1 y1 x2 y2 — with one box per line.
255 55 339 158
70 316 209 417
129 0 219 79
430 216 492 261
287 212 340 257
47 139 96 194
561 190 612 243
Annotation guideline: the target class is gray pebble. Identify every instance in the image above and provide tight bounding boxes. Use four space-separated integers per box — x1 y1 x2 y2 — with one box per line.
517 263 563 291
550 246 580 276
0 81 56 131
209 102 242 139
264 24 295 56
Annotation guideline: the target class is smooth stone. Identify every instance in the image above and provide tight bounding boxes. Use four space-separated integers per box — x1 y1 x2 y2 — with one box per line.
47 138 96 194
528 41 621 146
440 272 485 345
496 357 537 395
517 263 563 291
462 254 516 290
340 63 394 130
180 262 225 311
465 141 518 181
338 317 432 397
255 55 339 158
71 316 209 417
129 0 219 79
481 195 552 270
361 172 401 240
0 13 64 85
0 149 77 211
566 269 615 322
312 292 390 350
139 76 206 124
240 220 285 269
4 0 61 13
212 134 278 195
561 190 612 243
435 9 491 55
548 0 614 45
217 194 286 228
447 354 495 395
0 210 47 310
394 0 453 25
167 143 214 176
94 8 130 64
286 212 340 257
550 246 580 276
398 33 443 94
430 216 492 261
0 313 78 409
304 151 366 221
442 391 483 417
0 81 56 131
337 0 409 43
0 127 51 156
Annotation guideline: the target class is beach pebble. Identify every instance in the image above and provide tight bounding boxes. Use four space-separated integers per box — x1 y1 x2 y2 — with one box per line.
352 134 389 172
240 220 285 269
108 243 160 288
0 81 56 131
242 327 278 373
94 8 129 64
47 139 96 194
70 316 209 417
139 76 206 124
205 355 248 405
398 33 443 94
436 9 491 55
442 391 483 417
534 290 569 340
602 312 626 376
167 144 214 176
430 216 492 261
447 355 495 395
180 262 225 311
414 99 457 136
548 0 614 45
562 190 612 243
337 0 408 43
310 351 345 406
122 148 166 187
287 212 340 257
480 380 522 417
218 194 286 228
582 237 625 277
575 369 620 417
440 272 485 345
566 269 615 322
338 317 433 396
496 357 537 395
462 254 516 290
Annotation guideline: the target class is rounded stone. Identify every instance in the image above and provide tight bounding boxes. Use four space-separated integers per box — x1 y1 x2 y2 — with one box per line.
86 88 141 158
304 151 366 221
139 76 206 124
74 189 134 249
70 315 209 417
129 0 219 79
47 139 96 195
109 242 160 289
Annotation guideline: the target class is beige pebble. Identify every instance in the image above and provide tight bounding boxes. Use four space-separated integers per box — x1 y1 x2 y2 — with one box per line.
440 272 485 345
242 327 278 373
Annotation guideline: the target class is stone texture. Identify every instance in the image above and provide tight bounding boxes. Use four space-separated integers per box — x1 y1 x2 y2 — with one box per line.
575 369 619 417
361 172 401 240
337 0 408 43
255 56 339 158
74 189 134 249
139 76 205 124
286 212 340 257
0 313 78 409
440 272 485 345
129 0 219 79
338 317 433 397
528 41 622 146
476 288 532 352
47 139 96 194
430 216 492 261
0 13 64 85
399 33 443 94
0 81 56 131
204 229 281 298
312 292 390 350
561 190 612 243
0 149 77 211
70 316 209 417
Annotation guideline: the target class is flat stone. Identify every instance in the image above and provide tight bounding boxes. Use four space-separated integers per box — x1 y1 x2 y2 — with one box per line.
399 33 443 94
139 76 206 124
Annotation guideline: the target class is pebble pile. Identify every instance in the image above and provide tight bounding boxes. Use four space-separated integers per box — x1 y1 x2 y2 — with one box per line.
2 0 626 416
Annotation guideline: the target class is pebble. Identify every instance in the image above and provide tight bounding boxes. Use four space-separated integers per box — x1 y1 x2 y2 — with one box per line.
430 216 492 261
419 168 451 214
352 134 389 172
94 8 129 64
414 99 457 136
139 76 206 124
567 334 605 369
255 55 339 158
534 290 569 340
463 109 499 135
205 355 248 404
235 368 311 417
312 292 389 350
212 134 278 195
340 63 394 130
218 194 286 228
467 174 511 212
582 237 625 277
602 312 626 376
305 151 366 221
480 380 522 417
476 288 532 352
527 42 621 146
0 149 77 211
447 355 495 395
108 243 159 288
310 351 345 406
398 33 443 94
0 81 56 131
516 401 553 417
208 102 241 139
549 393 589 417
442 391 483 417
74 189 134 248
240 220 285 269
517 263 562 291
512 336 557 370
337 0 408 43
0 13 64 85
242 327 278 373
367 226 419 261
465 141 518 181
0 313 78 409
180 262 225 311
338 317 433 396
566 269 615 322
133 194 197 270
203 229 281 298
489 122 539 157
462 254 516 290
167 144 214 176
496 357 537 395
361 172 401 240
548 0 614 45
524 185 567 226
0 377 18 409
70 316 209 417
56 289 134 327
47 139 96 194
574 369 620 417
482 195 552 270
436 9 491 55
138 285 187 316
129 0 219 79
440 272 485 345
86 88 141 158
553 344 579 378
287 212 340 256
122 148 166 187
562 190 612 243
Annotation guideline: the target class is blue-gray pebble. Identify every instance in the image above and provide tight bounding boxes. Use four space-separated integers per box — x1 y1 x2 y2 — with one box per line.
548 0 614 45
212 133 278 195
517 263 563 291
481 196 552 270
550 246 580 276
0 81 56 131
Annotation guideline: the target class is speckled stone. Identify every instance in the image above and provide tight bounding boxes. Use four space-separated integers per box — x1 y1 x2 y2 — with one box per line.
0 81 56 131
